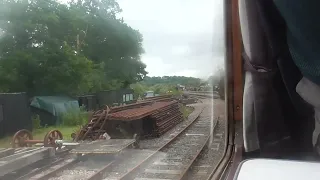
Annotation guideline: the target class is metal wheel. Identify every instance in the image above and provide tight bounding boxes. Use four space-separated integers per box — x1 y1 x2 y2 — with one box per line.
12 129 33 148
44 130 63 148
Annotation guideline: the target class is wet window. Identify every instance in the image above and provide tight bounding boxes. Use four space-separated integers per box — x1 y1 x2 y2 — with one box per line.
0 0 226 179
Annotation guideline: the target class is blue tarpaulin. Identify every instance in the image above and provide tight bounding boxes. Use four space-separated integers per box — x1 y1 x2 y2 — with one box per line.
30 96 80 125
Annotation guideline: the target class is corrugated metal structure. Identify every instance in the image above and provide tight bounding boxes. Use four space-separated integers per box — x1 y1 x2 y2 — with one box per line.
0 93 32 138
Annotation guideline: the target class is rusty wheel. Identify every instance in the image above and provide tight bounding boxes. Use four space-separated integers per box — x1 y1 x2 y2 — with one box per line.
12 129 33 148
43 130 63 148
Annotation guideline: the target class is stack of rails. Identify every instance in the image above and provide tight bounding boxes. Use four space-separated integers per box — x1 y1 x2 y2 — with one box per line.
148 101 182 137
108 101 183 138
75 95 183 141
75 101 155 141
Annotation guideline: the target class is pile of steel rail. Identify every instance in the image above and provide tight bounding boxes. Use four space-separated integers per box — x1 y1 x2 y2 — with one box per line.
148 100 182 137
75 95 183 141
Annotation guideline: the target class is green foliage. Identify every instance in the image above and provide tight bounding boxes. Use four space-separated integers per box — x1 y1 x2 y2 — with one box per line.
131 76 189 98
180 105 194 119
0 0 147 96
142 76 202 86
61 106 88 126
32 114 42 129
131 82 148 98
150 84 179 95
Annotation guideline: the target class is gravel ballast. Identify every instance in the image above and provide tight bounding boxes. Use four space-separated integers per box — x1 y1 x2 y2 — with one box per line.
122 100 215 180
186 99 227 180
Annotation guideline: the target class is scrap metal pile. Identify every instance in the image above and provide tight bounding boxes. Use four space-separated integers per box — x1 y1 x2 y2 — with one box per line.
75 95 183 141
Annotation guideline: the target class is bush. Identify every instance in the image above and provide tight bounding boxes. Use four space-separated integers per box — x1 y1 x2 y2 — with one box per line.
61 106 89 126
32 114 42 129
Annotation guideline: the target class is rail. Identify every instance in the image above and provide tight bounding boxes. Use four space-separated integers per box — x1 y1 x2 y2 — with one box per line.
28 155 115 180
3 96 223 180
186 91 220 99
119 105 215 180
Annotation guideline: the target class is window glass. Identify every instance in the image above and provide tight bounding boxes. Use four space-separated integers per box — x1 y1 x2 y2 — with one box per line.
0 0 225 178
125 94 130 102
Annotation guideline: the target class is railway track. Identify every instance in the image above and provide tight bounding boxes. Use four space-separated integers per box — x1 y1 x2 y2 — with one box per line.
14 102 207 180
6 98 220 180
25 154 114 180
117 103 215 180
186 92 219 99
187 99 226 180
1 148 70 180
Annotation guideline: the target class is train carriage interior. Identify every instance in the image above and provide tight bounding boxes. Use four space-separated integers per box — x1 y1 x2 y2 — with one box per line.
230 0 320 163
222 0 320 179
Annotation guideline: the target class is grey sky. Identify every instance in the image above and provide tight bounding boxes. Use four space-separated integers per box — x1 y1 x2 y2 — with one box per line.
118 0 224 79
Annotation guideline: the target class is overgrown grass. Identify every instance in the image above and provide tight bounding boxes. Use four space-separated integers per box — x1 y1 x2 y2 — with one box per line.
180 105 194 119
32 114 42 129
61 106 89 126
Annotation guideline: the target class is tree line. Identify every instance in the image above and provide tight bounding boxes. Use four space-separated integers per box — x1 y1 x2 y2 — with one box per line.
0 0 226 99
142 76 202 86
0 0 147 97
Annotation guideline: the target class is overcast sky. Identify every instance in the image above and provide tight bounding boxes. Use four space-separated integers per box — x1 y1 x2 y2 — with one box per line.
118 0 224 79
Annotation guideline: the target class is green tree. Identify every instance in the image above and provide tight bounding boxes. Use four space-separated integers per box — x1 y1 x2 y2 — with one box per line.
0 0 147 96
142 76 202 87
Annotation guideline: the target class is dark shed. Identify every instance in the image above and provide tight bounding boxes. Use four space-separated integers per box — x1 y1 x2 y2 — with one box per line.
0 92 32 138
77 94 98 111
96 89 135 107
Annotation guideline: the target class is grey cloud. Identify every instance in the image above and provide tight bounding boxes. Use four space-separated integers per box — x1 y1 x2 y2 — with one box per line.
118 0 224 77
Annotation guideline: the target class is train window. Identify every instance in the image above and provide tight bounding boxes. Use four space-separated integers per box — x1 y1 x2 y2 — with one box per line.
0 0 227 179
